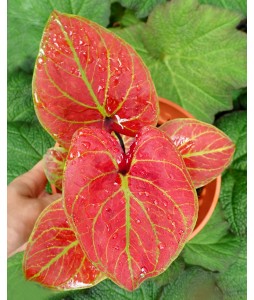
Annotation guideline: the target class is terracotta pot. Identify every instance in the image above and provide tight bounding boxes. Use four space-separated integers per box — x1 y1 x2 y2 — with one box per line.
51 97 221 240
158 97 221 240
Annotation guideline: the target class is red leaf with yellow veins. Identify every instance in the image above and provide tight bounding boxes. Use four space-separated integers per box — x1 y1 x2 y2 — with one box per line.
33 11 158 148
44 146 68 191
63 126 198 291
160 119 235 188
23 199 104 290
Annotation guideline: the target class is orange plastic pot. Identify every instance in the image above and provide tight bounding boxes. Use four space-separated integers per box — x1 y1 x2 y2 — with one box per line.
158 97 221 240
51 97 221 240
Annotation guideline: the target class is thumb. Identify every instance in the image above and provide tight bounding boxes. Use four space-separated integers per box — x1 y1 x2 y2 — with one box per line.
8 242 27 258
39 193 62 209
11 160 48 197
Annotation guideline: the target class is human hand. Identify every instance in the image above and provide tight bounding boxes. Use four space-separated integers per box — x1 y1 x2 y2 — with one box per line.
7 160 61 257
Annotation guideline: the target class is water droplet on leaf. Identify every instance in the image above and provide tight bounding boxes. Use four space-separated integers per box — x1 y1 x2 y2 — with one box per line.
158 242 165 250
39 48 45 56
97 85 104 93
106 224 111 232
98 64 105 72
88 57 94 64
115 68 121 76
34 93 40 104
82 142 90 149
140 266 147 278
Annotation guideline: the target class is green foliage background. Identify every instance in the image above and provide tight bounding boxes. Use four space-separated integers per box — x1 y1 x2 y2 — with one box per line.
7 0 247 299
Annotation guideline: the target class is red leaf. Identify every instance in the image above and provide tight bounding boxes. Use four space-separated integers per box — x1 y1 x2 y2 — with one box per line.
64 126 198 290
160 119 235 188
33 11 158 148
43 146 68 191
23 199 104 289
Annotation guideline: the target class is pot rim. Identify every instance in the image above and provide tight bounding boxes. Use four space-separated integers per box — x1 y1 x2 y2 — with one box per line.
158 97 194 118
189 176 221 239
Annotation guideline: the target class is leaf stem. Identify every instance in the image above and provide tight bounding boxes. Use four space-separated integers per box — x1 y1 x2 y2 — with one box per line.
114 131 125 153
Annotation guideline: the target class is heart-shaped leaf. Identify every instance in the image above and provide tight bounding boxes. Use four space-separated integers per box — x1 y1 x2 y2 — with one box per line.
33 11 159 149
43 146 68 191
23 199 104 290
160 119 235 188
63 126 197 290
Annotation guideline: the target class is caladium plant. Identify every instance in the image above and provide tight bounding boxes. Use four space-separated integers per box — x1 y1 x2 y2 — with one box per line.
23 10 235 292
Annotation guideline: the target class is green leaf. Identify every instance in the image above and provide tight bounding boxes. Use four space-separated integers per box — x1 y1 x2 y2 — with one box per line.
7 121 54 184
120 9 141 27
219 170 247 236
50 258 185 299
115 0 167 18
51 279 161 300
7 70 54 184
8 0 111 72
187 203 230 245
114 0 247 122
232 88 247 110
160 267 223 300
152 257 185 288
183 235 242 272
199 0 247 16
215 111 247 172
182 202 242 272
216 238 247 300
109 2 126 27
7 71 34 122
215 111 247 236
8 252 55 300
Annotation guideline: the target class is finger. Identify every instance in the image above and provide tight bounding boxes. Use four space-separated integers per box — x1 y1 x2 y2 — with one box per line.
10 160 48 197
8 242 27 258
7 194 62 256
40 193 62 207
